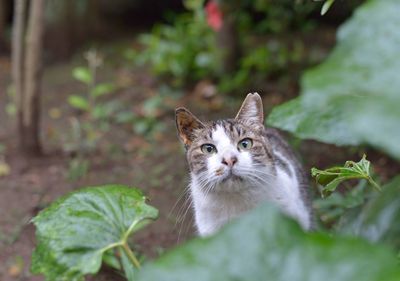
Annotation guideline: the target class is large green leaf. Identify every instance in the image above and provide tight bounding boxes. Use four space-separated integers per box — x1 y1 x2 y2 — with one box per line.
138 203 400 281
338 176 400 249
268 0 400 160
31 185 158 281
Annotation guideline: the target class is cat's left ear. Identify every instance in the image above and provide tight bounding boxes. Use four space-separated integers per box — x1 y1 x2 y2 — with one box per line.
175 107 205 147
235 92 264 124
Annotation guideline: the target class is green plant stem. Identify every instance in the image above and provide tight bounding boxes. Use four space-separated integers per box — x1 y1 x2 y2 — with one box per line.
122 242 141 269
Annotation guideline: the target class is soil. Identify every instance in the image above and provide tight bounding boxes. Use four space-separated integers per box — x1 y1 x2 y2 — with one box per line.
1 35 399 281
0 49 195 281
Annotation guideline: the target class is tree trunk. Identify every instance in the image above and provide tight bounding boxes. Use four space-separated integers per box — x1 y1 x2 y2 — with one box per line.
216 1 241 74
12 0 45 156
21 0 45 155
0 0 7 51
12 0 26 119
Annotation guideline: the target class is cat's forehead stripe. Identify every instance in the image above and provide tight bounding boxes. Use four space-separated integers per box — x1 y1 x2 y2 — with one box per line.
210 119 247 139
212 125 233 148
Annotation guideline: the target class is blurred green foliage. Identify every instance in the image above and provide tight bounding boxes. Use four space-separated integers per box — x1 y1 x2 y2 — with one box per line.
134 0 320 93
219 40 305 93
268 0 400 160
65 50 179 180
5 86 17 117
135 0 218 86
313 179 369 224
138 203 400 281
338 176 400 249
240 0 318 33
66 50 118 155
131 86 181 138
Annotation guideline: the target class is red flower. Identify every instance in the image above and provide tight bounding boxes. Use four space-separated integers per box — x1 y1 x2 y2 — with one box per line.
205 1 223 31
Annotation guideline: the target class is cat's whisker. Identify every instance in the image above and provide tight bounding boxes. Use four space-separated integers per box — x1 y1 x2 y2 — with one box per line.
177 198 194 243
239 171 275 187
169 185 191 219
243 170 276 182
174 191 192 225
237 167 274 177
175 204 192 242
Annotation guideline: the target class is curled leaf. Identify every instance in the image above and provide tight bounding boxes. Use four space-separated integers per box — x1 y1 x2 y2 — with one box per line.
312 155 381 197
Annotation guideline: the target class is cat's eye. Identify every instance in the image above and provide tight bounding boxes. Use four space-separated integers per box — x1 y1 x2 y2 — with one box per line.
238 138 253 150
201 144 217 154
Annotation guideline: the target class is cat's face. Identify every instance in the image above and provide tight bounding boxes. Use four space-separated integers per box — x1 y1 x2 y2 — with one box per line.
176 93 274 192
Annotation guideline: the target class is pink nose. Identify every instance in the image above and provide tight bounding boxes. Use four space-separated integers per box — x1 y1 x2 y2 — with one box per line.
222 156 238 167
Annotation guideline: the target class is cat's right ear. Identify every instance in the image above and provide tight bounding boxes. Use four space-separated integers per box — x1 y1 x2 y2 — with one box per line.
175 107 205 147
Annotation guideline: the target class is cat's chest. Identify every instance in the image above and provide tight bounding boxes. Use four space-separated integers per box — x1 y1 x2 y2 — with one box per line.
190 167 309 236
192 180 269 221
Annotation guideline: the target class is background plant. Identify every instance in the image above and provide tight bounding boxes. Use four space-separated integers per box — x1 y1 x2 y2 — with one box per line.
134 0 323 94
134 0 218 86
66 50 117 153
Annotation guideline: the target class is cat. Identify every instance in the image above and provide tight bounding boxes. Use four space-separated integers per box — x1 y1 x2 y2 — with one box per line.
175 93 313 236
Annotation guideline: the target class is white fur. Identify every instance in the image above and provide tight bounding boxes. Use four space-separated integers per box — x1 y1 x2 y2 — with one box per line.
190 125 311 236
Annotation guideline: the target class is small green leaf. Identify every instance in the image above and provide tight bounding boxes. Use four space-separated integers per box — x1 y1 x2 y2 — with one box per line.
68 95 89 111
91 83 115 98
321 0 335 15
312 155 381 197
31 185 158 281
72 67 92 84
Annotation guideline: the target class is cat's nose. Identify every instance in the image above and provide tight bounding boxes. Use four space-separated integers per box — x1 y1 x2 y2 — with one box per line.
222 156 238 168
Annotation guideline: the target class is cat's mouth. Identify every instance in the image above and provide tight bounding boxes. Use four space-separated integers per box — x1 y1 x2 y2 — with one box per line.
219 169 243 183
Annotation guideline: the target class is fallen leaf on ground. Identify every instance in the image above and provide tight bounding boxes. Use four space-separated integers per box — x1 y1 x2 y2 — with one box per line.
0 161 10 177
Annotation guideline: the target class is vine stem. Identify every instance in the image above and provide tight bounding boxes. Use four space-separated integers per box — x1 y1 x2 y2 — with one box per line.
122 242 141 269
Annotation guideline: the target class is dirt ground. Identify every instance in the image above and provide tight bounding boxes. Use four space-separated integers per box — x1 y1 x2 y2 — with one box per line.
1 37 399 281
0 51 197 280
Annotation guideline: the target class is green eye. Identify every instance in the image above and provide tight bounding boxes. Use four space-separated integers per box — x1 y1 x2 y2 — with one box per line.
238 138 253 150
201 144 217 154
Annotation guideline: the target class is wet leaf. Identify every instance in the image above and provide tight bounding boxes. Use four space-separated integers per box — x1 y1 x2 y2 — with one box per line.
31 185 158 281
